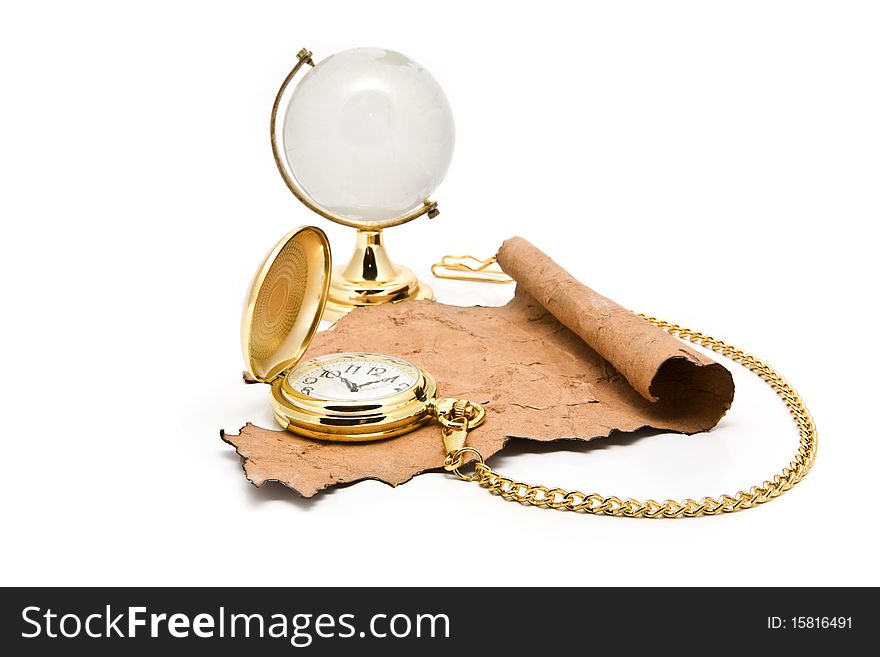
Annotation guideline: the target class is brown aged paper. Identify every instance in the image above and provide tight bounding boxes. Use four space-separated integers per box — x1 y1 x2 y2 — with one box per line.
222 237 734 497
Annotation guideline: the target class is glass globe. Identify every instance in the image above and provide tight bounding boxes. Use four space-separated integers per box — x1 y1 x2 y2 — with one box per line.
282 47 455 225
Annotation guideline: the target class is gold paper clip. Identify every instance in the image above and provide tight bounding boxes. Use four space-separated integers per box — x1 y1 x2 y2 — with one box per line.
431 255 514 284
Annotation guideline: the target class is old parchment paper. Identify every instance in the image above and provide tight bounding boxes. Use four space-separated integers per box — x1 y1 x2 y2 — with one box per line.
222 237 734 497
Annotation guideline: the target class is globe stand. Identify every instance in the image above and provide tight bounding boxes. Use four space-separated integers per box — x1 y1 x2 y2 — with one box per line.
322 228 435 323
270 47 448 323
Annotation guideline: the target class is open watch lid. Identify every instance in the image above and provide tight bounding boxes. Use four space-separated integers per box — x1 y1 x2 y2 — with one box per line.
241 226 331 383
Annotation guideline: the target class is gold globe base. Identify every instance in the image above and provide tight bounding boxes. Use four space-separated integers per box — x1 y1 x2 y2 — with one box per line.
322 228 435 323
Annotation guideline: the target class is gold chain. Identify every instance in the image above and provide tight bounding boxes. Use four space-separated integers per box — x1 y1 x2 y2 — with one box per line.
430 398 488 472
443 315 818 518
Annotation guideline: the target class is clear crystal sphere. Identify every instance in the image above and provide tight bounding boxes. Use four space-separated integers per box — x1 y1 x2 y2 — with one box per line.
283 47 455 225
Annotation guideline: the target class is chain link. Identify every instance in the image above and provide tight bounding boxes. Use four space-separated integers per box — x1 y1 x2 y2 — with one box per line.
450 315 818 518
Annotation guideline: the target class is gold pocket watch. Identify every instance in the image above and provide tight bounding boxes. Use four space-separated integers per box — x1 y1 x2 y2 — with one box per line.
241 225 485 447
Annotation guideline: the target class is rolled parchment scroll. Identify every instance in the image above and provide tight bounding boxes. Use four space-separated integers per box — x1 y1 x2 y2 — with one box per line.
496 237 734 407
223 238 734 497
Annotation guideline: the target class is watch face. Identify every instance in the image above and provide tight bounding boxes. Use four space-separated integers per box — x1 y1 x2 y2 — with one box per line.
287 353 419 402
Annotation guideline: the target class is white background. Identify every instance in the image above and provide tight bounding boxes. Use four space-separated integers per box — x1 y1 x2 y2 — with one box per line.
1 1 877 587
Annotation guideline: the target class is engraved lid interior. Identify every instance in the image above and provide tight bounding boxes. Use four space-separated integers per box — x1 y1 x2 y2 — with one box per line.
241 226 331 383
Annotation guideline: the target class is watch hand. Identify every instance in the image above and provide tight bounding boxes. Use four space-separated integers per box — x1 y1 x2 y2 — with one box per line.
339 377 359 392
356 379 387 389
